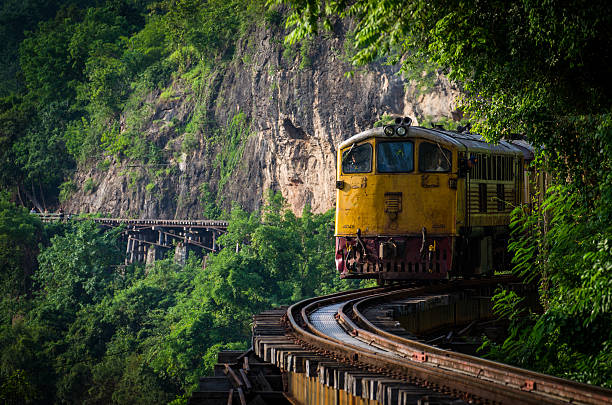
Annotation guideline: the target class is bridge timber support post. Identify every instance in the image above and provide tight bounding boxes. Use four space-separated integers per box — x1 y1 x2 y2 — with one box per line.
174 242 187 266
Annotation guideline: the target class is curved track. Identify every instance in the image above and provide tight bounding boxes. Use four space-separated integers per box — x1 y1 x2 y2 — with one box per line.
286 278 612 405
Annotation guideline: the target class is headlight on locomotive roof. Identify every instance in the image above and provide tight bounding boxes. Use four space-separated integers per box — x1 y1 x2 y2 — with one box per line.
384 125 395 136
396 125 407 136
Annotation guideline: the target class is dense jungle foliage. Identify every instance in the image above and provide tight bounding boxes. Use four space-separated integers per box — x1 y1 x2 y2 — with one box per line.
1 0 611 401
0 191 363 403
277 0 612 387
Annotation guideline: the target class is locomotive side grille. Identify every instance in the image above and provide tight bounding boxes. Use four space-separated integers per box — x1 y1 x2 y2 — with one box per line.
384 192 402 213
471 154 515 181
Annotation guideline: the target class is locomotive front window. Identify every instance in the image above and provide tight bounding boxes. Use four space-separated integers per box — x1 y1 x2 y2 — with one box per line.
342 143 372 173
376 141 414 173
419 142 452 172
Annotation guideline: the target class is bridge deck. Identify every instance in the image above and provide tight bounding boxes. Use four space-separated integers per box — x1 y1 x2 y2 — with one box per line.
93 217 228 228
34 213 228 228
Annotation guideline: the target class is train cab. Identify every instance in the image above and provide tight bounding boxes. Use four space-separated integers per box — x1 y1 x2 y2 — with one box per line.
334 118 532 281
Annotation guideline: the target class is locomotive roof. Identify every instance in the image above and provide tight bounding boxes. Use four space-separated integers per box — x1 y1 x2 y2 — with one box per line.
338 126 534 159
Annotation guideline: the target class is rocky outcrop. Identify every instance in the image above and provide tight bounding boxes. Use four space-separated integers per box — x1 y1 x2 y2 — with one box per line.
64 21 460 218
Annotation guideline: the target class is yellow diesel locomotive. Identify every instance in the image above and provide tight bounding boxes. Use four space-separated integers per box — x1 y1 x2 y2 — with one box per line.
334 117 534 281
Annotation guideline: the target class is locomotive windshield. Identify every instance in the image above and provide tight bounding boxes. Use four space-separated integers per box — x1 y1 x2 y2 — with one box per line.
342 143 372 173
419 142 451 172
376 141 414 172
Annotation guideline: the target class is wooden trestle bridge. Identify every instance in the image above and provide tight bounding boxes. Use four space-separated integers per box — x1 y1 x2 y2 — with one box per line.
37 213 228 265
192 277 612 405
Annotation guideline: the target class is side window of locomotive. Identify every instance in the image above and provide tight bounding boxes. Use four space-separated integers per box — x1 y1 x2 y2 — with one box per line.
342 143 372 174
418 142 452 172
376 141 414 173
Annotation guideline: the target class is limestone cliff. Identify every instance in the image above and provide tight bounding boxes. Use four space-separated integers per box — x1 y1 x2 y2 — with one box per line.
63 21 460 218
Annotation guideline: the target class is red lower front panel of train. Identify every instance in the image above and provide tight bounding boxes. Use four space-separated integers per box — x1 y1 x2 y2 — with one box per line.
335 234 453 280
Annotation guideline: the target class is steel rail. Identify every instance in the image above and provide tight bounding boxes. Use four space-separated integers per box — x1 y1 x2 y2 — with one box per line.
286 278 612 404
290 280 547 404
341 283 612 405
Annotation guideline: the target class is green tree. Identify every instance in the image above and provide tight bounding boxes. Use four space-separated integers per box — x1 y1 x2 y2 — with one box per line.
35 221 123 318
0 0 89 96
0 193 43 301
13 101 78 205
19 9 83 106
483 187 612 387
0 321 56 404
0 95 32 195
160 0 249 62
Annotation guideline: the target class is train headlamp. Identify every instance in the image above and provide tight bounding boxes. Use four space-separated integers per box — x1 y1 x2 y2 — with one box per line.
384 126 395 136
396 126 407 136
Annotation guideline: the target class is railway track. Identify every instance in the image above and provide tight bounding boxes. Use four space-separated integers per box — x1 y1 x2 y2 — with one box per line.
195 277 612 404
280 277 611 404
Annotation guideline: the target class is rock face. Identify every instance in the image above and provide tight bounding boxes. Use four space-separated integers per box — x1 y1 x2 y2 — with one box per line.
64 21 460 218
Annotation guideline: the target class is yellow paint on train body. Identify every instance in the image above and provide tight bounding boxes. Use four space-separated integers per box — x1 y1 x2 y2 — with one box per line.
335 138 459 238
334 126 527 239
